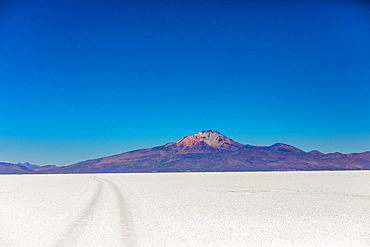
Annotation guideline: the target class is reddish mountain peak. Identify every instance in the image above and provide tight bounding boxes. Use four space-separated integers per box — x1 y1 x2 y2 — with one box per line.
175 135 198 147
169 130 243 150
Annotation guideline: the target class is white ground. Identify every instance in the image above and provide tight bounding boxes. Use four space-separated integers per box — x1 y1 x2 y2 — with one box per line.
0 171 370 247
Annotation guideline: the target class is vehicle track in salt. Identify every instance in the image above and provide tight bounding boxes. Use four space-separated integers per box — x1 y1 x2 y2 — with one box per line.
55 176 136 247
97 176 137 246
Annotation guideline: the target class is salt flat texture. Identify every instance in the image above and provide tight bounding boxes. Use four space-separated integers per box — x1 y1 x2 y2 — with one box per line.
0 171 370 247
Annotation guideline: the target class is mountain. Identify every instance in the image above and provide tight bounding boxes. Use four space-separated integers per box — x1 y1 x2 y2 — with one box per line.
0 162 57 174
1 130 370 174
0 162 35 174
172 130 244 150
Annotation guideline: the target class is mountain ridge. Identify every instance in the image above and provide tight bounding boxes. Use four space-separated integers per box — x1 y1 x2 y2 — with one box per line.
1 130 370 174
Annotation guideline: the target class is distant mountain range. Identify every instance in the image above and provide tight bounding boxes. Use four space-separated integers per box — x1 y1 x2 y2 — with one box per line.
2 130 370 174
0 162 57 174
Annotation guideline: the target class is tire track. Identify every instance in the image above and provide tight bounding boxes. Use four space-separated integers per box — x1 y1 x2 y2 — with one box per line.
55 176 103 247
97 177 137 247
54 175 136 247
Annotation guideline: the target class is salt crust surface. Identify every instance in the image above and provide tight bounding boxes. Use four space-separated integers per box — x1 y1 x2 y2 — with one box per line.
0 171 370 246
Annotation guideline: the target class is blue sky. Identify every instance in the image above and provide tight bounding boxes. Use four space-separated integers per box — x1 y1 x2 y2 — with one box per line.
1 0 370 166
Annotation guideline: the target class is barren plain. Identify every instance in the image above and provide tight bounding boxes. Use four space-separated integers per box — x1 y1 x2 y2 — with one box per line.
1 171 370 246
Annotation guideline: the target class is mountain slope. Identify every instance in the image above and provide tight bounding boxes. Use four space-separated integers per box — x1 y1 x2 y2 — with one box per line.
52 130 370 173
0 162 35 174
2 130 370 174
0 162 57 174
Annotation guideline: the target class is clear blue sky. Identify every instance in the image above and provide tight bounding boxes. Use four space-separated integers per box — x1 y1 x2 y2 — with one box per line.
1 0 370 166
